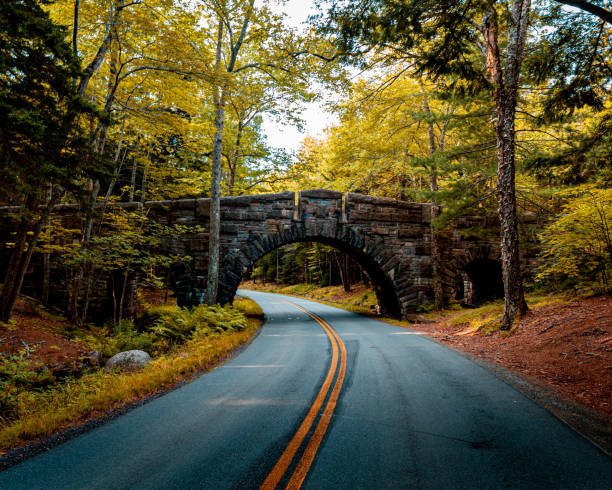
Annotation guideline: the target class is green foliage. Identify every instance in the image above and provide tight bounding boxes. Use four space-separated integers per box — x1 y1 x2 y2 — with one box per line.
0 0 102 205
55 205 195 325
134 303 247 346
0 353 54 422
251 242 356 288
100 319 157 358
148 304 246 342
63 207 189 274
527 112 612 186
99 302 248 357
538 188 612 292
524 5 611 123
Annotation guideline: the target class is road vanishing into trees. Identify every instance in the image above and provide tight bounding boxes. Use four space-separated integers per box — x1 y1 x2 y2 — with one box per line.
1 290 611 489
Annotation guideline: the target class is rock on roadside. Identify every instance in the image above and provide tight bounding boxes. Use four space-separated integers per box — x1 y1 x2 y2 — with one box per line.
105 350 152 372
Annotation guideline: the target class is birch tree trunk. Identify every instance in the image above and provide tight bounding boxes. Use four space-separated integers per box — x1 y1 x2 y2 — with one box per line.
206 20 226 305
228 121 244 196
140 147 149 203
206 2 254 304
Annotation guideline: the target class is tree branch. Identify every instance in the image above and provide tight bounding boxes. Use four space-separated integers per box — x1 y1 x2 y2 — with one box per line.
552 0 612 24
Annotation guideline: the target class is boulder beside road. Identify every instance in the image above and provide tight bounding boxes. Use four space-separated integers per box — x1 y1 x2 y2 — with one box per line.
105 350 152 372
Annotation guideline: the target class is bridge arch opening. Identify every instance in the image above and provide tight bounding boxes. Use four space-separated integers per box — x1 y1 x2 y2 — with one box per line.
462 258 504 305
223 236 403 318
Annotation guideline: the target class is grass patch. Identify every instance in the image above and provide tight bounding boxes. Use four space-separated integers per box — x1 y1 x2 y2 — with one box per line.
233 296 264 318
0 299 263 453
438 293 570 335
447 300 505 329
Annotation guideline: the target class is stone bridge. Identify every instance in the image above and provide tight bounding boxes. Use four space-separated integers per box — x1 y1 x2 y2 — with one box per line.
149 189 434 317
1 189 541 320
144 189 539 318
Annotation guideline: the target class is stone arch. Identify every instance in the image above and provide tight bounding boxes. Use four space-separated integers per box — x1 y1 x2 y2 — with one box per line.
449 245 504 304
463 258 504 304
217 224 405 318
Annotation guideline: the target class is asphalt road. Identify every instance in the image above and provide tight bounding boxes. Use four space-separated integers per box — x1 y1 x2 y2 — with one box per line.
1 290 611 489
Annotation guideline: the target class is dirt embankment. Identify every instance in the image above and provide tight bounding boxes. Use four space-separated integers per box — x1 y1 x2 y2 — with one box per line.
414 296 612 418
0 299 91 375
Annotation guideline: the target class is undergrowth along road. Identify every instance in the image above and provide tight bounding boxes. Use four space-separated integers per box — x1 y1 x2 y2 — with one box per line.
0 297 263 461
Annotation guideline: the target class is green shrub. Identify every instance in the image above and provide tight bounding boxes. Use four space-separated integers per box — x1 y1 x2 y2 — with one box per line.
538 188 612 292
0 354 54 422
101 320 157 358
134 303 248 345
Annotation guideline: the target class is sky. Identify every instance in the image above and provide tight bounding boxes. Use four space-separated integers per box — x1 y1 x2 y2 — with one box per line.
261 0 338 154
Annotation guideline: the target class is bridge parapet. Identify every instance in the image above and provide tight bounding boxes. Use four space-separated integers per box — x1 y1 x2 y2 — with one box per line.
346 193 430 224
298 189 343 221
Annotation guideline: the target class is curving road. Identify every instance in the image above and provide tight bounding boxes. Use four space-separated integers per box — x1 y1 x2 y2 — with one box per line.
1 290 611 489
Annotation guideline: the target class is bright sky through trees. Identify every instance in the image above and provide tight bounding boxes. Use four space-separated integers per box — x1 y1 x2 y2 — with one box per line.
262 0 338 153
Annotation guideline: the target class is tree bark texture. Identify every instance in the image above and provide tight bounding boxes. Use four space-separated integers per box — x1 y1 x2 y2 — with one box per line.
206 93 225 305
206 20 226 305
483 3 530 330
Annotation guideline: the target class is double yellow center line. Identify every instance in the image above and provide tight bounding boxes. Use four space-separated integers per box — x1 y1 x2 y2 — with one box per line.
260 299 347 489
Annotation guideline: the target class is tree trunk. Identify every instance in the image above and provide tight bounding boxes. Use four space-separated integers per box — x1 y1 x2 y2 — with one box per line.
495 101 527 329
117 268 129 324
102 118 129 206
72 0 80 89
483 3 530 330
205 2 254 303
42 251 51 305
206 20 226 305
68 179 100 323
41 185 53 305
77 0 124 97
77 128 131 324
228 121 244 196
335 253 351 292
141 144 151 203
140 164 147 203
0 214 30 322
129 155 137 201
429 189 444 309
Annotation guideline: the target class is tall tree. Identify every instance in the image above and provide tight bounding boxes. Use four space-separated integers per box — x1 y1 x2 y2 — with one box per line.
321 0 533 329
206 0 256 305
202 0 341 304
51 0 214 322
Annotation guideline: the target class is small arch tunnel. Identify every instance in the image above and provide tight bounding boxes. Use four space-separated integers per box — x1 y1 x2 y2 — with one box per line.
224 238 403 319
461 258 504 305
